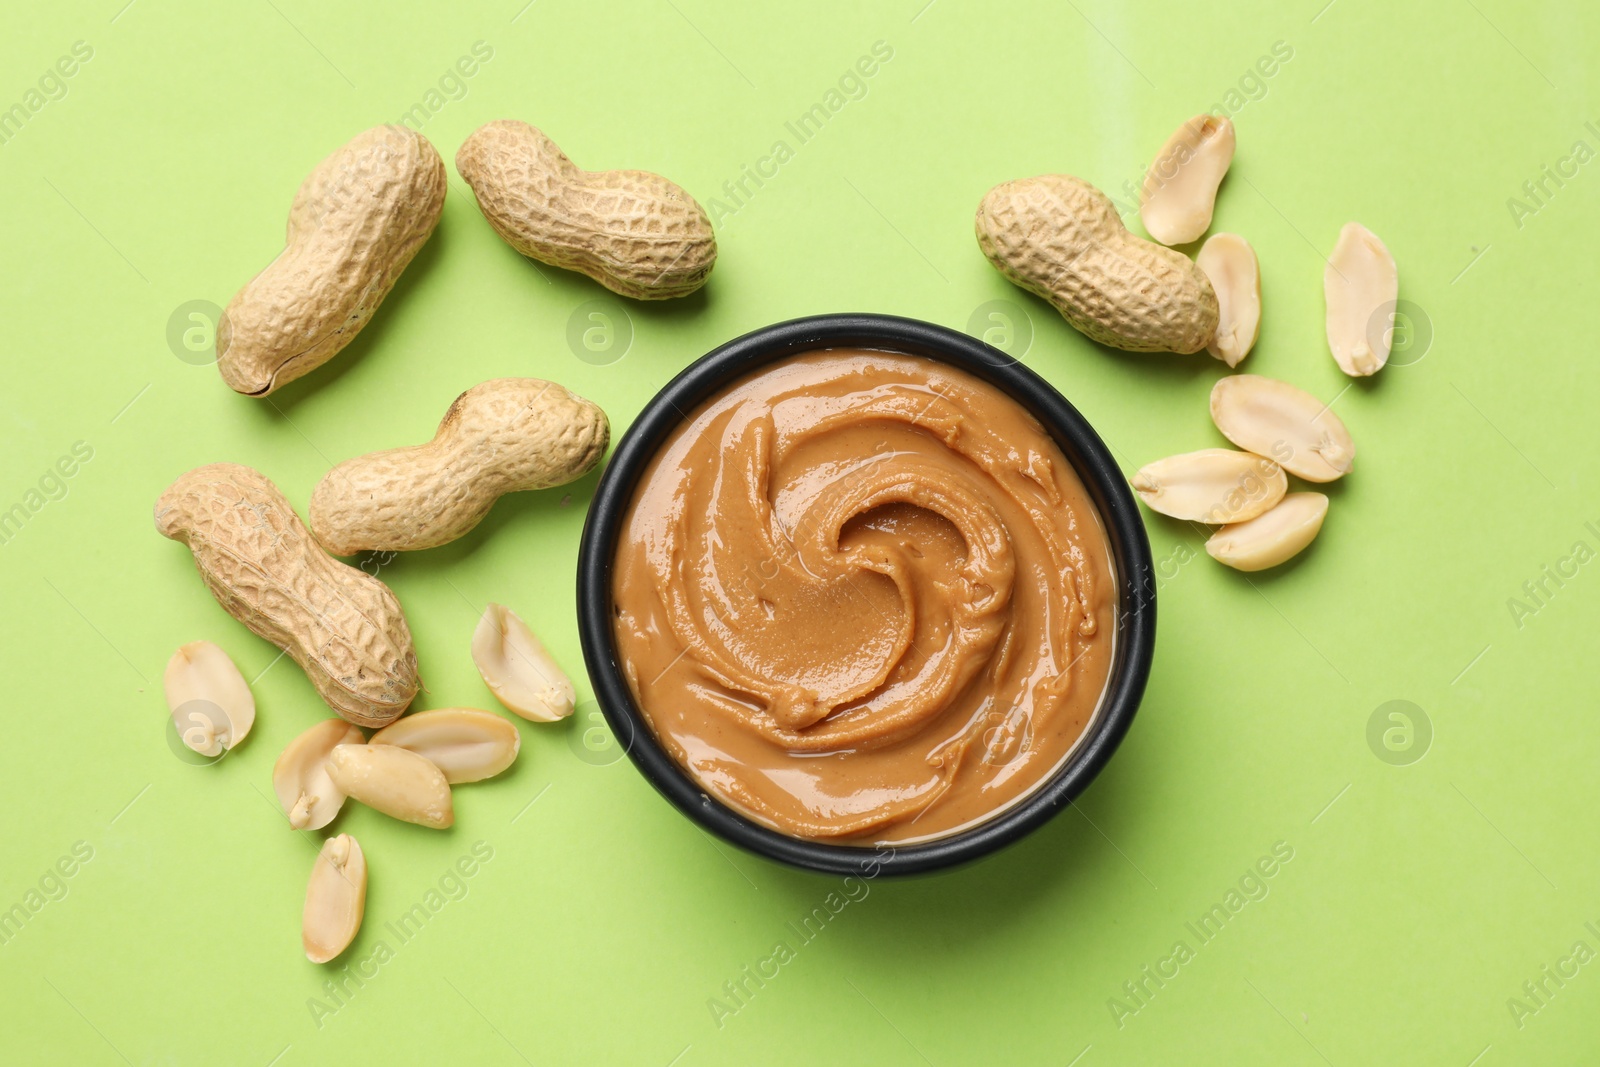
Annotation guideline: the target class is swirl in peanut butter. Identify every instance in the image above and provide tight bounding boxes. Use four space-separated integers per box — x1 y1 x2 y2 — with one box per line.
612 350 1115 842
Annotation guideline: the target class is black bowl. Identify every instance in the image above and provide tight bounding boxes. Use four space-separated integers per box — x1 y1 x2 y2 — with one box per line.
576 314 1155 877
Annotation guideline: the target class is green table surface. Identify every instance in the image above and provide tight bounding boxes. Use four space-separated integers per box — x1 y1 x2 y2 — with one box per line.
3 0 1597 1063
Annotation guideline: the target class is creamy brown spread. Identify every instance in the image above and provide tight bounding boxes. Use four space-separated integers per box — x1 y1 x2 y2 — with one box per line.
611 350 1115 842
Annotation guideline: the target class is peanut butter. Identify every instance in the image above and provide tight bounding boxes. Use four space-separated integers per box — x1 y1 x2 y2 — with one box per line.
611 350 1115 842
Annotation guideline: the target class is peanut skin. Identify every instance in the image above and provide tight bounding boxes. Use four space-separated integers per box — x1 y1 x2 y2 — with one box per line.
309 379 609 555
455 120 715 299
975 174 1219 354
217 125 447 396
155 464 420 728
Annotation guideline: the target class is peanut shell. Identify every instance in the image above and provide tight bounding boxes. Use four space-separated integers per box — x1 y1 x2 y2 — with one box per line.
217 125 446 396
309 378 608 555
975 174 1219 353
154 463 420 728
456 120 715 299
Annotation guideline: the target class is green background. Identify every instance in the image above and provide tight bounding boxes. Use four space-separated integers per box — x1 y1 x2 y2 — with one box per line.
2 0 1595 1062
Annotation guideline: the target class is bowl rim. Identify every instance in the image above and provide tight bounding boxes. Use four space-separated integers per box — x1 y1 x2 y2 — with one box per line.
575 313 1156 877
